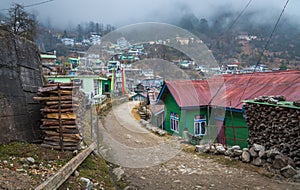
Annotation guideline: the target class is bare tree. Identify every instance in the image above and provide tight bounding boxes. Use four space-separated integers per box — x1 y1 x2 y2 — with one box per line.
5 3 37 41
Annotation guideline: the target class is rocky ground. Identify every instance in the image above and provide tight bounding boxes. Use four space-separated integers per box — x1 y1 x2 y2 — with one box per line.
0 142 114 190
103 101 300 190
0 142 74 189
1 101 300 190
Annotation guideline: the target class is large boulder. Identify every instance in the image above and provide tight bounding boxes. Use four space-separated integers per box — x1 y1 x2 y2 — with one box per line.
252 157 264 166
113 167 125 181
242 150 251 163
253 144 265 152
273 154 295 169
216 145 226 154
266 148 280 158
280 165 297 178
258 150 267 159
233 149 243 157
195 144 210 153
249 147 258 158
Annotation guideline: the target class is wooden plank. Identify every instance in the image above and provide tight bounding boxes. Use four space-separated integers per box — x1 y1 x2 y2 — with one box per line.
43 136 80 143
35 142 96 190
46 113 76 120
40 125 77 129
44 83 74 86
46 101 73 105
41 108 77 113
33 96 73 101
42 139 80 146
48 104 79 109
47 90 72 95
42 120 76 126
41 144 79 150
43 131 81 139
38 86 58 93
43 137 81 143
60 86 79 90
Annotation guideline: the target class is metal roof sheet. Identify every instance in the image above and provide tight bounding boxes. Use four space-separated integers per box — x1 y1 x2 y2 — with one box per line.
162 70 300 109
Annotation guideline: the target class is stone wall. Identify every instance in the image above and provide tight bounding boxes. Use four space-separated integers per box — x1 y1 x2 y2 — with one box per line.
0 30 42 143
196 143 300 181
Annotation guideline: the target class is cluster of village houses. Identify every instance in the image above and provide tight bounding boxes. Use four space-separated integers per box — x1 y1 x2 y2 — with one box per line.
40 36 300 149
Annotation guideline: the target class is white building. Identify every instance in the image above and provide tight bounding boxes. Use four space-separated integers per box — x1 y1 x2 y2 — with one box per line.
90 34 101 45
61 38 75 46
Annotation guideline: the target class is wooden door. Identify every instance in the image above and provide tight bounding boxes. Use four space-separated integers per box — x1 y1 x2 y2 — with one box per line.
215 118 225 145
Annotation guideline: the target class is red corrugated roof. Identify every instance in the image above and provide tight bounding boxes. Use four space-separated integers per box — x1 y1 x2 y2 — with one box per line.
165 80 211 107
164 70 300 109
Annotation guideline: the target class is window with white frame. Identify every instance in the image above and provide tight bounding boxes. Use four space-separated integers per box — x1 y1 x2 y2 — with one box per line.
194 115 206 136
170 112 179 133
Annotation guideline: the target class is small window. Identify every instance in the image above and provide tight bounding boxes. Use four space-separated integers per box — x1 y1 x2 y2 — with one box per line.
170 112 179 133
72 79 83 88
194 115 206 136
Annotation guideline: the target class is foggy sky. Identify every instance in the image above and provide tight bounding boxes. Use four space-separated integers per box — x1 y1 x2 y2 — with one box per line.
1 0 299 29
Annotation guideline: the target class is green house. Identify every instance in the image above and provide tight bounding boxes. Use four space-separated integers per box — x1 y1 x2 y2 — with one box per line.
46 75 108 97
102 79 111 94
155 71 300 148
69 57 79 69
156 80 248 147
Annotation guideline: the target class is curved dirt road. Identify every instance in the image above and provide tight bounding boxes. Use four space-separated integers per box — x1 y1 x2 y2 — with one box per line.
97 101 300 190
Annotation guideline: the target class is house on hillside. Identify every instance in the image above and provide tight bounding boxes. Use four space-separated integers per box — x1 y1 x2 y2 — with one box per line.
134 83 145 93
129 92 147 101
102 78 111 95
46 75 109 101
141 76 163 89
155 70 300 148
40 53 57 75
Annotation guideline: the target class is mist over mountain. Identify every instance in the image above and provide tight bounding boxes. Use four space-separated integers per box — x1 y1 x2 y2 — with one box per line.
170 8 300 69
1 0 300 29
1 0 299 69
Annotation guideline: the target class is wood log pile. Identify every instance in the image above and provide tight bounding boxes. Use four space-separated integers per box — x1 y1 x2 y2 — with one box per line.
244 96 300 167
34 82 86 151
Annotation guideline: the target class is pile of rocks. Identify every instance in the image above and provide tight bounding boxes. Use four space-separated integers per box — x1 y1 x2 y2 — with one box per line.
140 119 166 136
196 143 300 181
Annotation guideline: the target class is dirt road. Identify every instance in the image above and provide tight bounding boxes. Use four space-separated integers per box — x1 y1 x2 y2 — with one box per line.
98 101 300 190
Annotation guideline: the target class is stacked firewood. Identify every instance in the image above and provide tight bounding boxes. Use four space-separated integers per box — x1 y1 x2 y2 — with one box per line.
244 96 300 167
34 82 86 151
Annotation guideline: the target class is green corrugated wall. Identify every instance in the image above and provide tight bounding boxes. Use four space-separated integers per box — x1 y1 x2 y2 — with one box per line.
163 91 249 148
224 111 249 148
163 92 181 135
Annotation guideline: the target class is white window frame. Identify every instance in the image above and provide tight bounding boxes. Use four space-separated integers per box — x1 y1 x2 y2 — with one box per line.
170 112 179 133
194 115 206 136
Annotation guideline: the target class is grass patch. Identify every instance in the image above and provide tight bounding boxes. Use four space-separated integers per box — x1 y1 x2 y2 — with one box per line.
0 141 74 183
181 144 196 153
60 153 115 190
0 141 72 162
0 142 116 189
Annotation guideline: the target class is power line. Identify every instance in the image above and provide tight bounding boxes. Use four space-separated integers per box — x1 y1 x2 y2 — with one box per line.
0 0 54 11
237 0 290 103
223 0 252 35
208 0 289 107
24 0 54 8
207 0 253 106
